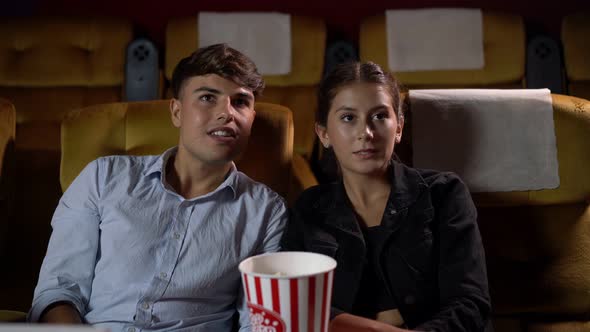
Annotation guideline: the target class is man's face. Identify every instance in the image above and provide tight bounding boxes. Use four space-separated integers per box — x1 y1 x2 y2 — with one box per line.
170 74 256 167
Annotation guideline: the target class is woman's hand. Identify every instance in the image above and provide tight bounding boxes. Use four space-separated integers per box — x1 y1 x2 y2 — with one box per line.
329 313 415 332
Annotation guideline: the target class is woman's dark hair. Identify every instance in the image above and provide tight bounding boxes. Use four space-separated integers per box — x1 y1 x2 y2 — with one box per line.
317 61 402 127
171 43 265 99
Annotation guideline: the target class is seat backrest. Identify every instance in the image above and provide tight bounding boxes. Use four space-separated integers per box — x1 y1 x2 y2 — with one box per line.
0 18 133 152
0 98 15 254
562 13 590 100
360 10 525 89
165 15 325 159
61 101 294 199
0 21 134 298
0 98 15 179
403 93 590 331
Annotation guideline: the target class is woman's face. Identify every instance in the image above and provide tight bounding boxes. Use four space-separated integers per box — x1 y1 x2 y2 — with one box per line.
316 82 403 177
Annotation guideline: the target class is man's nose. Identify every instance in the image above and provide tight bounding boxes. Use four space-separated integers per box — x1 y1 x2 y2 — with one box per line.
217 98 235 123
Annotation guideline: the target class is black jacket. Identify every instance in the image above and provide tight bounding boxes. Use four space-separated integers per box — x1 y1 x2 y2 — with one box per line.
281 161 491 332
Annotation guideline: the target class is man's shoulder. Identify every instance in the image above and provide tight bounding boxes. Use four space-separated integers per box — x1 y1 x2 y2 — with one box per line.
234 171 286 205
94 154 159 172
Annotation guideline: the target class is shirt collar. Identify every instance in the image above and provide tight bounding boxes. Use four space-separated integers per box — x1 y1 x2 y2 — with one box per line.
144 146 239 199
315 161 428 238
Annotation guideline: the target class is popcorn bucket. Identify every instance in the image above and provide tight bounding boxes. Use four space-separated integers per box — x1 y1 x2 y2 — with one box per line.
238 251 337 332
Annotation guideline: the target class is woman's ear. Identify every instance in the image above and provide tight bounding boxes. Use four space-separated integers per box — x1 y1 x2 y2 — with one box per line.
315 123 330 148
395 113 405 143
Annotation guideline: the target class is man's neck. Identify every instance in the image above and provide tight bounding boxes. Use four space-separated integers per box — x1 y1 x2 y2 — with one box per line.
166 150 233 199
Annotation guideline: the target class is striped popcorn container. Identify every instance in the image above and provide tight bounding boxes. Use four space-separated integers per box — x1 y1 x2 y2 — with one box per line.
239 251 337 332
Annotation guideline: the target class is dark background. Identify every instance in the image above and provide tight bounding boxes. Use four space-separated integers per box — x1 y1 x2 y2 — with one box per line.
2 0 589 49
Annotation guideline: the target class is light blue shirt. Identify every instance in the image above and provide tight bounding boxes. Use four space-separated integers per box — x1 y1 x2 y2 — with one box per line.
29 147 288 332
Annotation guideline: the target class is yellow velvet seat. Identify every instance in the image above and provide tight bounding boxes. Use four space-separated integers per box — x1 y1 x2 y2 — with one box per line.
0 98 15 254
165 15 324 175
360 11 525 89
60 101 307 205
0 100 28 320
562 13 590 100
0 310 26 323
0 18 133 151
0 18 133 312
403 94 590 332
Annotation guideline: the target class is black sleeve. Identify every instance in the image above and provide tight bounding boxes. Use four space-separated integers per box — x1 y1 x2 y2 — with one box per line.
416 173 491 332
279 188 347 321
280 207 305 252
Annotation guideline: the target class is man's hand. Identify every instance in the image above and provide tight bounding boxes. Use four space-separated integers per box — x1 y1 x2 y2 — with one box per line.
39 302 83 324
329 313 414 332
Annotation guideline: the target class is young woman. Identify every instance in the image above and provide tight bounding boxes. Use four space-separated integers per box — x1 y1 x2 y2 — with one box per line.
282 62 491 332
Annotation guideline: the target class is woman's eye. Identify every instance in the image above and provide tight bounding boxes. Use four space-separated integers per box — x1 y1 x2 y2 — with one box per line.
373 112 388 120
341 114 354 122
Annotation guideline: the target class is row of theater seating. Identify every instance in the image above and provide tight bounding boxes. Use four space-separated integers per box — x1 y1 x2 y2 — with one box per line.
0 10 590 331
2 92 590 332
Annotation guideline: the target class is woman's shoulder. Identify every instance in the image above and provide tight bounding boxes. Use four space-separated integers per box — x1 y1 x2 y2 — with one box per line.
403 164 474 211
397 162 467 190
393 162 472 206
417 168 466 189
293 182 340 212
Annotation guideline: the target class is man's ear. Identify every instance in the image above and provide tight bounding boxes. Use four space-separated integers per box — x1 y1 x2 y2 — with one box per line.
170 98 182 128
315 123 330 148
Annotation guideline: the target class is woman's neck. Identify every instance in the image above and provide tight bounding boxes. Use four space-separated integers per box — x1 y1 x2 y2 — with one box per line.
341 169 391 210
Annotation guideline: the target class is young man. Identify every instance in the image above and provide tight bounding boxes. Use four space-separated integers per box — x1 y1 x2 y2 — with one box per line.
28 44 288 332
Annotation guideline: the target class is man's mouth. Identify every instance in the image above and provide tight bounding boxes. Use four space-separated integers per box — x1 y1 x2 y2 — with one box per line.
208 127 236 138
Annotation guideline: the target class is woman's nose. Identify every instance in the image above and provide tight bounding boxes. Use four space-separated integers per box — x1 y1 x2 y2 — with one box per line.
357 124 374 141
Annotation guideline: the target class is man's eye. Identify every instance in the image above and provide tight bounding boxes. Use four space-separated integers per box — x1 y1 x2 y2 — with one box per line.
233 99 250 108
199 94 215 102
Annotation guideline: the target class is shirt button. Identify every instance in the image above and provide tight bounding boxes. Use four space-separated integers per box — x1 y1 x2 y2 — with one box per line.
160 272 168 279
174 232 181 239
128 328 136 332
390 209 397 215
142 302 150 310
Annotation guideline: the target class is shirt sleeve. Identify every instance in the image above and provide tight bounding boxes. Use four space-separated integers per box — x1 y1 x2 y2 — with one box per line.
258 195 289 254
416 173 491 332
28 159 103 322
236 284 251 332
238 193 288 330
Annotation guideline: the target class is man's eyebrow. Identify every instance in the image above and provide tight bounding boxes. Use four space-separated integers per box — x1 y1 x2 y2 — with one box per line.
235 92 254 101
192 87 222 94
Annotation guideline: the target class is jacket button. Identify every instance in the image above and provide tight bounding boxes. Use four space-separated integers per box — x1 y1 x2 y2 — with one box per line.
404 295 416 305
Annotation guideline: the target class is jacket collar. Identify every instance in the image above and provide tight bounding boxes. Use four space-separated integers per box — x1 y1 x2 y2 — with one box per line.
318 161 428 235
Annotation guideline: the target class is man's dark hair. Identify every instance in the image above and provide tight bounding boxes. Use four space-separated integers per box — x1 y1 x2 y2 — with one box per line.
171 43 265 99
